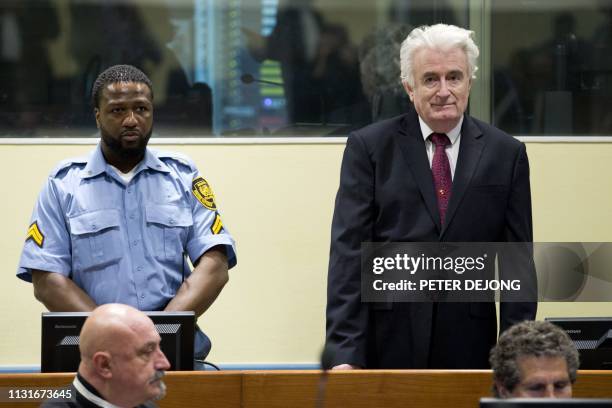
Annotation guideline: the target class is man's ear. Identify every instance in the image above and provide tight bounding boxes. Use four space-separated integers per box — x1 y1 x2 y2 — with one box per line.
494 380 511 398
94 108 100 129
92 351 113 379
402 81 414 103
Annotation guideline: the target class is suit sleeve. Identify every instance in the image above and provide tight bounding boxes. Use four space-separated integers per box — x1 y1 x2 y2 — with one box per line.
499 142 538 332
326 133 374 367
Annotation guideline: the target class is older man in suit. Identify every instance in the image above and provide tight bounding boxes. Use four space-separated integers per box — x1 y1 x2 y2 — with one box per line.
326 24 536 369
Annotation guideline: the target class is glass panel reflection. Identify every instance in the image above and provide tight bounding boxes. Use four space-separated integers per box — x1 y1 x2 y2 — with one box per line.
492 0 612 136
0 0 468 137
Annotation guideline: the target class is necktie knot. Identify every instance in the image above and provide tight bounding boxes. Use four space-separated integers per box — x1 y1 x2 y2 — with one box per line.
430 133 450 147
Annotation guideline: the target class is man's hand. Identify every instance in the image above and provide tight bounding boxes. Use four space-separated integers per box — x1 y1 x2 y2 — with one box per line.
165 246 229 317
32 270 97 311
331 364 360 370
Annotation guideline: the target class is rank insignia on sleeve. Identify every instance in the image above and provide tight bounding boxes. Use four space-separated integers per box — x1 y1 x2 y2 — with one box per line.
26 221 45 248
211 213 224 235
192 176 217 210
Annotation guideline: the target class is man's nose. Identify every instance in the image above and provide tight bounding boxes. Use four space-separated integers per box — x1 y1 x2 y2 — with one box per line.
543 385 557 398
437 79 451 97
123 111 137 126
156 349 171 371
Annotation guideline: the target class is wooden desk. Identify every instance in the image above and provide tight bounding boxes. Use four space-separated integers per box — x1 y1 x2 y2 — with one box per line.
162 371 241 408
0 370 609 408
242 370 493 408
241 370 612 407
0 371 241 408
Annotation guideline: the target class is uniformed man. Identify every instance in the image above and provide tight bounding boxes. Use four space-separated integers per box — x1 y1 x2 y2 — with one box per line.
17 64 236 362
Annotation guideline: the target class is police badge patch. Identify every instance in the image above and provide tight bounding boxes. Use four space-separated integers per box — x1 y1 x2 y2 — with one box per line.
192 176 217 210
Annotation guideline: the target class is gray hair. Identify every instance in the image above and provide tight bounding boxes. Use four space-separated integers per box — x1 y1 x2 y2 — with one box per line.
399 24 479 88
489 320 580 397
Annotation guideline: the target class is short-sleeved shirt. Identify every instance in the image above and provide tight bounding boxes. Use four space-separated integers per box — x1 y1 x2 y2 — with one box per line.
17 144 236 355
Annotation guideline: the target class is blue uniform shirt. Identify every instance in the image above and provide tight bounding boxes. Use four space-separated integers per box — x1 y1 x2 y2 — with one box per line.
18 144 237 357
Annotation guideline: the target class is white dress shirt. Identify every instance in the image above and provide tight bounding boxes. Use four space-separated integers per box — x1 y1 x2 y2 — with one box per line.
418 116 463 180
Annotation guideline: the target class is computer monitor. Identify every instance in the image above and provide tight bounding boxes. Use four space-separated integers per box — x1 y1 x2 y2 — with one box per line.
546 317 612 370
41 311 195 373
480 398 612 407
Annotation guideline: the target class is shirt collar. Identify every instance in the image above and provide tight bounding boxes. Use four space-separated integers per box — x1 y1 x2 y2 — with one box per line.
74 373 122 408
81 144 108 179
141 148 171 174
418 115 463 146
81 143 170 179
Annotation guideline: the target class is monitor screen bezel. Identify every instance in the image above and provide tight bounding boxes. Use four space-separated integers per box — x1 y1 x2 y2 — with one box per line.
546 316 612 370
480 398 612 407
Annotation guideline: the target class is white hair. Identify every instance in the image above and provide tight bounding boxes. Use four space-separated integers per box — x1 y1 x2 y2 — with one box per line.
399 24 479 88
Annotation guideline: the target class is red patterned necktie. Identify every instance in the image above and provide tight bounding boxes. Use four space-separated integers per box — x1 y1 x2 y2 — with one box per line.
429 133 452 225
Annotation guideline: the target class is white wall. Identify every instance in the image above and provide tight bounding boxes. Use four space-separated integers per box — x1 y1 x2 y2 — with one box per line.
1 140 611 367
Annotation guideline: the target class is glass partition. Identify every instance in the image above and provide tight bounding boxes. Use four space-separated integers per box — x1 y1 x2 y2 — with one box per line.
491 0 612 136
0 0 469 137
8 0 611 138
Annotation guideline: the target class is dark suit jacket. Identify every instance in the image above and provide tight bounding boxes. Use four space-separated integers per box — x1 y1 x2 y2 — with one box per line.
326 108 537 369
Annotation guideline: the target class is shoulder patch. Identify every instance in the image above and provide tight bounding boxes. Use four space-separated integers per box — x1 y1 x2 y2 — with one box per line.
211 213 224 235
192 176 217 210
26 221 44 248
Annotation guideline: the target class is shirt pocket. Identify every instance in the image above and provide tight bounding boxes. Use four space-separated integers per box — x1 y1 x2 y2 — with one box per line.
145 204 193 262
69 209 123 272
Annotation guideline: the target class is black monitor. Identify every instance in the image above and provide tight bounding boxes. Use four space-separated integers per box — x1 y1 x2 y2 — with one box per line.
546 317 612 370
41 311 195 373
480 398 612 407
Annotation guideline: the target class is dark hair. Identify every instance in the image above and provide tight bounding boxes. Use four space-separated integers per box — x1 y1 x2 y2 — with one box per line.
489 320 580 397
91 64 153 108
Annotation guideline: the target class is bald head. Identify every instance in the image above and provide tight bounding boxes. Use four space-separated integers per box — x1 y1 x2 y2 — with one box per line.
80 303 153 361
78 304 170 407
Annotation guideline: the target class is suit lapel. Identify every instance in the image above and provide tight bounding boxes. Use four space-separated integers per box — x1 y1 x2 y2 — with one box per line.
441 115 485 237
395 110 441 232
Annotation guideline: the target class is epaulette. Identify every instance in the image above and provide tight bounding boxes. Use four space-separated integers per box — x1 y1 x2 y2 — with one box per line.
49 156 88 178
155 149 197 171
